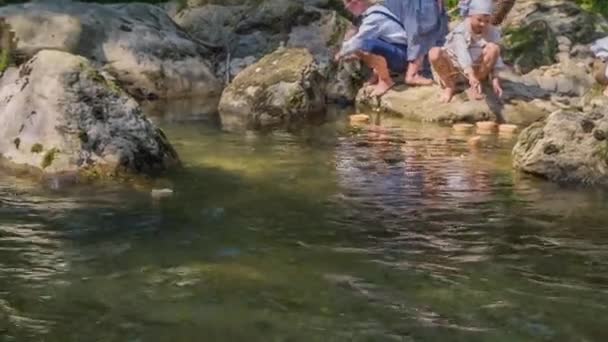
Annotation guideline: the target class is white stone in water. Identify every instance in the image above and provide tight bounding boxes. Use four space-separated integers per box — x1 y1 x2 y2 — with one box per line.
151 188 174 199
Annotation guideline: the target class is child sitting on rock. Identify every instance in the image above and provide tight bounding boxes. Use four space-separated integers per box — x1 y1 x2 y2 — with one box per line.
591 36 608 97
335 0 408 96
429 0 505 103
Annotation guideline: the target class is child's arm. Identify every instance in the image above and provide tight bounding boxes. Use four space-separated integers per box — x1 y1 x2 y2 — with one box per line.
489 27 507 75
337 15 382 59
450 33 475 76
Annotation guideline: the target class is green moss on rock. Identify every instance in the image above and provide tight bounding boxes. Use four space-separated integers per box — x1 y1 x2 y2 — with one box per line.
231 48 314 90
30 143 43 153
504 20 558 74
41 148 59 169
79 62 123 95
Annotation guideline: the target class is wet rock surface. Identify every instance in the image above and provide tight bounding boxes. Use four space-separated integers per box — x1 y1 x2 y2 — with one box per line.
218 48 326 131
513 108 608 186
0 50 180 178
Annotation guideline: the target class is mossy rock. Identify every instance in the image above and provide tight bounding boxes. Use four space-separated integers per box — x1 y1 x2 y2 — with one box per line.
218 47 326 131
230 48 315 90
504 20 558 75
0 18 18 73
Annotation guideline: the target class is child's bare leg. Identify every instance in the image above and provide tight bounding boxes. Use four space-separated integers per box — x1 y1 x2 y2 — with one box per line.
604 85 608 97
473 43 500 81
467 43 501 100
405 56 433 86
357 51 394 96
429 47 457 103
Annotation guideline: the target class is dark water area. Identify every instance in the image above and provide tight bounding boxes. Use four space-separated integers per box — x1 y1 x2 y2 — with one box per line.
1 110 608 341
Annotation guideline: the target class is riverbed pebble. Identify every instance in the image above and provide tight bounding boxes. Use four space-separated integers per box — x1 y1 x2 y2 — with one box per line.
499 124 519 134
453 123 474 132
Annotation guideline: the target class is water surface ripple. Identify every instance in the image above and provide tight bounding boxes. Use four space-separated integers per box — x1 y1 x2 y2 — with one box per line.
1 118 608 341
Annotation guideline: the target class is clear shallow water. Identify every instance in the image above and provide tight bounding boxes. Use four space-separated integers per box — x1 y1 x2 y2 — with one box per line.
1 113 608 341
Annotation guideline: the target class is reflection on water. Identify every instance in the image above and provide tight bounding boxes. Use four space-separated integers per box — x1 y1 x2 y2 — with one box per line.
1 114 608 341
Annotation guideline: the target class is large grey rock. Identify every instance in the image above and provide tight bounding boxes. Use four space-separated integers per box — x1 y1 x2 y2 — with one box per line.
287 8 364 103
518 58 596 98
171 0 361 103
0 50 179 178
502 0 607 90
356 73 551 126
0 1 221 102
171 0 313 59
513 108 608 186
218 48 326 131
504 0 607 44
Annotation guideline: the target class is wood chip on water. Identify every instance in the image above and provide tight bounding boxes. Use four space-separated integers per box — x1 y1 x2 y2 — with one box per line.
476 121 498 131
453 123 474 132
499 124 518 133
349 114 370 125
151 188 174 199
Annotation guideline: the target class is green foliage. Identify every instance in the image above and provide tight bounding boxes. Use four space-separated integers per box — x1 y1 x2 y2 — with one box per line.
446 0 459 11
503 20 558 74
41 148 59 169
0 48 8 74
576 0 608 17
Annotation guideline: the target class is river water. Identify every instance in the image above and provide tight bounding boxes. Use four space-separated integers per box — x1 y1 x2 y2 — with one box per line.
1 111 608 341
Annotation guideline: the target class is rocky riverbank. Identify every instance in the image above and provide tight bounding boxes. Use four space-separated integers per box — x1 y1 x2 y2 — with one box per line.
0 0 607 187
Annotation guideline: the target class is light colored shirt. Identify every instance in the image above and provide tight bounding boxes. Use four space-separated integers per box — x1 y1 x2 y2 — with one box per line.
339 5 408 57
592 36 608 61
444 18 506 74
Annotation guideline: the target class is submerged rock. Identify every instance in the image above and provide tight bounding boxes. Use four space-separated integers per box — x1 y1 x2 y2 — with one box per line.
218 48 326 131
0 1 222 102
0 50 180 178
512 108 608 186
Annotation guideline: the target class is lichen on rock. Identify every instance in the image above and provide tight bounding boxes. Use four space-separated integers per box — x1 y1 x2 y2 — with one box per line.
513 108 608 186
0 50 180 180
218 48 326 131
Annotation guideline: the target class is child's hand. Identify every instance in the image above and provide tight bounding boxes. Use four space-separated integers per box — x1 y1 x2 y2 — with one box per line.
492 77 503 97
467 73 482 94
334 51 342 62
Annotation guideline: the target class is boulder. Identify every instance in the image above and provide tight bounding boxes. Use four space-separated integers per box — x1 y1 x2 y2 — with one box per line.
356 73 551 126
218 48 326 131
504 0 607 44
512 108 608 186
171 0 312 59
0 1 221 102
519 59 596 97
503 19 558 74
287 8 364 103
502 0 607 91
0 50 180 178
170 0 361 103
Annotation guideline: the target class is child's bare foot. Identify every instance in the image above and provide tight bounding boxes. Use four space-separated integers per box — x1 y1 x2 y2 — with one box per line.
440 87 455 103
370 80 394 97
603 86 608 97
466 87 485 101
405 74 434 86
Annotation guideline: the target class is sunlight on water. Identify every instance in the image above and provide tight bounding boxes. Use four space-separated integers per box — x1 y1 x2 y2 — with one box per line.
1 112 608 341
